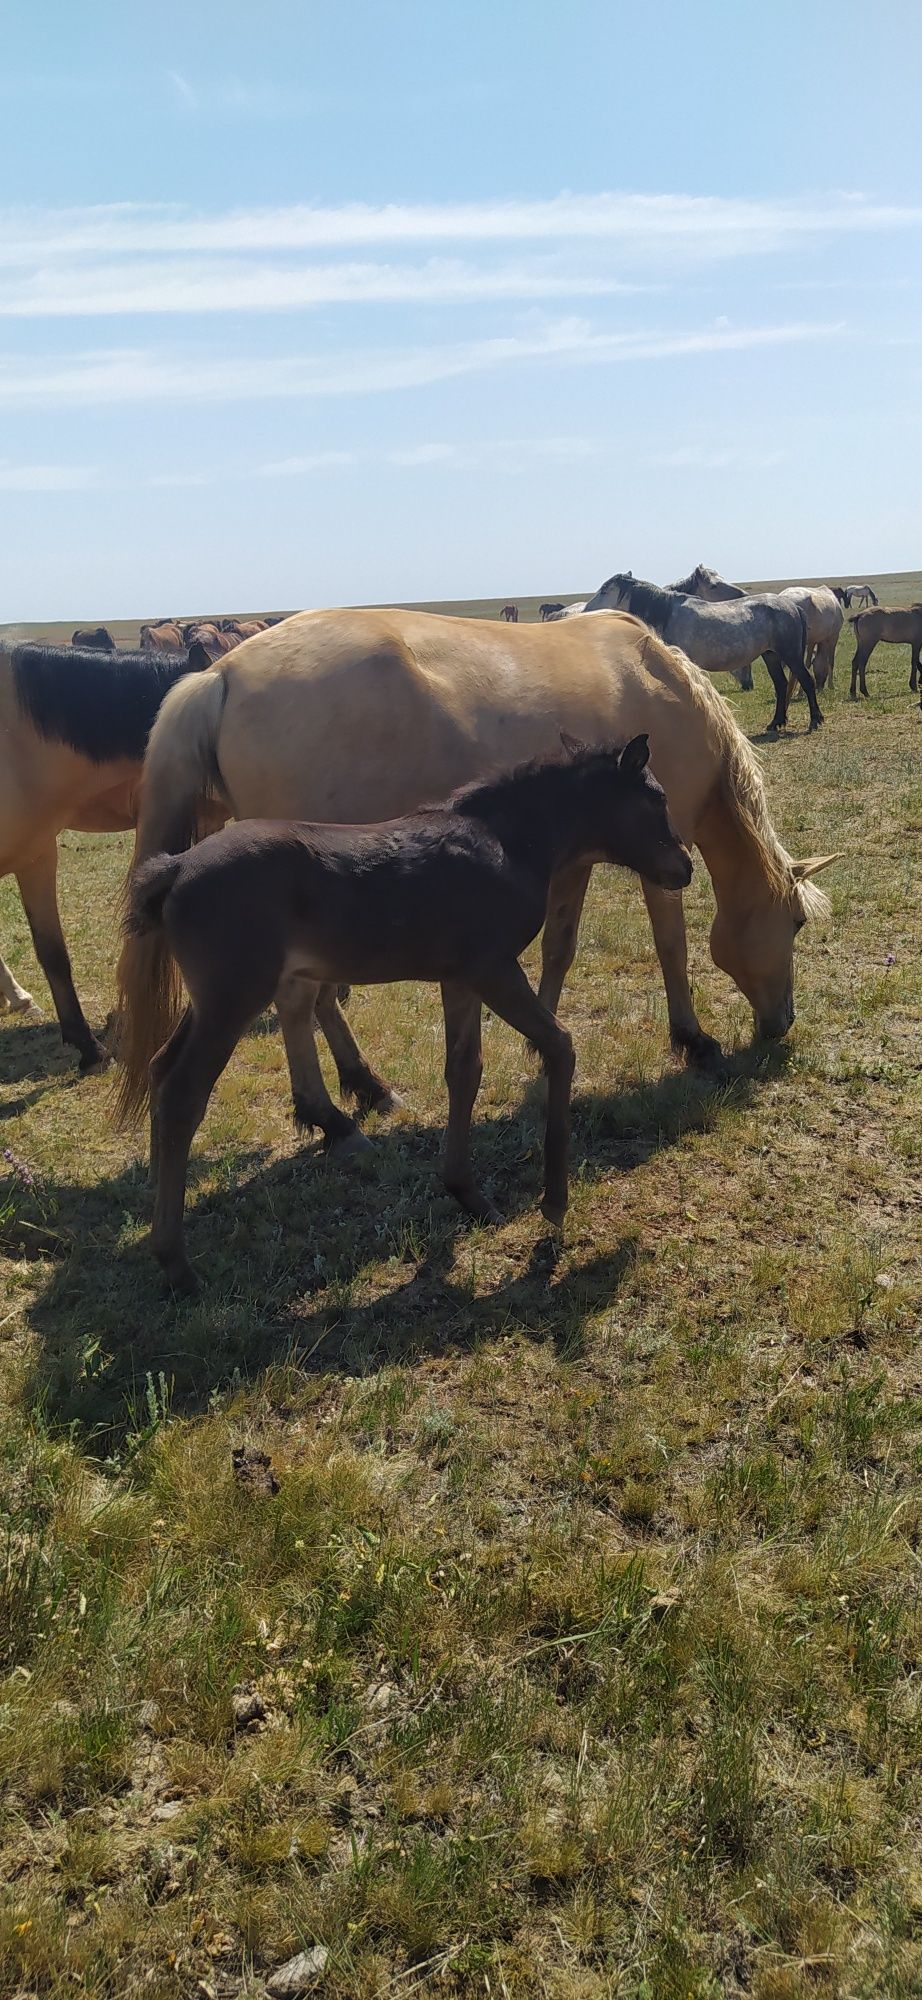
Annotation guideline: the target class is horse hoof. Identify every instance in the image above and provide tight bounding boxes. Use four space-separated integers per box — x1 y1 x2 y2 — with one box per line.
327 1129 374 1164
367 1086 403 1116
77 1042 110 1075
541 1194 568 1228
4 991 35 1015
447 1183 501 1224
676 1031 724 1070
156 1252 198 1296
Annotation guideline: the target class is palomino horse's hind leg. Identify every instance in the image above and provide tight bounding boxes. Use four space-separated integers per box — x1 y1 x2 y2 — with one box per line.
16 846 106 1069
150 1010 248 1291
314 983 400 1114
641 880 722 1067
537 860 593 1016
275 974 369 1156
0 951 33 1014
440 979 493 1220
474 962 575 1225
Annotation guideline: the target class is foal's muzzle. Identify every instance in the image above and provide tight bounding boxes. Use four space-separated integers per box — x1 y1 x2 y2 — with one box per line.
657 845 693 891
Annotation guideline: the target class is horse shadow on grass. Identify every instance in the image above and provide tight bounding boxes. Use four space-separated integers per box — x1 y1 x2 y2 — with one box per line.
17 1040 789 1448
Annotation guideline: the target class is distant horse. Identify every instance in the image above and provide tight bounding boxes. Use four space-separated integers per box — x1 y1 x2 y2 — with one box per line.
72 626 116 652
836 584 879 611
499 604 519 622
140 622 185 653
539 602 565 621
0 643 202 1068
115 606 837 1133
120 738 692 1288
848 605 922 697
581 574 822 733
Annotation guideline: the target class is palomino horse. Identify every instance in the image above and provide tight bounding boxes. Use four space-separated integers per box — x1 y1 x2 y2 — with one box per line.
115 607 837 1146
581 574 821 733
0 643 199 1068
119 739 692 1287
0 953 33 1014
499 603 519 622
848 605 922 697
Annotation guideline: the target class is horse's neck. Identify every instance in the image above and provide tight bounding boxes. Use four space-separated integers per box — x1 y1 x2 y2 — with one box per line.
693 781 775 918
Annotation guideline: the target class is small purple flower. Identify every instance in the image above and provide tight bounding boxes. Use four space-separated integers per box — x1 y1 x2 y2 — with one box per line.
3 1147 37 1190
885 952 897 967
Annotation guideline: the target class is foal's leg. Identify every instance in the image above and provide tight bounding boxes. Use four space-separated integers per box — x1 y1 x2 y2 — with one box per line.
151 1011 248 1290
910 645 919 694
314 983 400 1114
537 860 593 1015
641 882 721 1066
16 845 105 1069
148 1007 193 1187
275 973 368 1157
440 979 493 1219
474 962 575 1225
0 950 33 1014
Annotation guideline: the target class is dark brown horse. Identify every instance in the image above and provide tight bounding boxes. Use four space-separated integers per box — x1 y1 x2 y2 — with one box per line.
72 626 116 652
539 602 565 621
119 736 692 1289
499 603 519 622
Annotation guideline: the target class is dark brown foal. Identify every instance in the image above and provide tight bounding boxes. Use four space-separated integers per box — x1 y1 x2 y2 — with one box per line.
122 735 693 1289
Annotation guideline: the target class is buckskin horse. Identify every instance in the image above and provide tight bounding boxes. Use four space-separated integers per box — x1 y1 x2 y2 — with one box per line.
119 738 692 1288
114 607 837 1149
0 643 203 1068
848 605 922 697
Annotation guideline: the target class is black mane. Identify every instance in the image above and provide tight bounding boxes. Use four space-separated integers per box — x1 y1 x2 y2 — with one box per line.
11 646 194 764
448 743 628 822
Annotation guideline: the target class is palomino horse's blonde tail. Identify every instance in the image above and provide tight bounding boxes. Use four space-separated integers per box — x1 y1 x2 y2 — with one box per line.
113 667 228 1128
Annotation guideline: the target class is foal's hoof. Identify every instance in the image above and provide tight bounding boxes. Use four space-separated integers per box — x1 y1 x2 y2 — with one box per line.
447 1182 502 1225
365 1085 403 1117
675 1030 724 1071
541 1193 568 1228
156 1253 199 1296
327 1129 374 1165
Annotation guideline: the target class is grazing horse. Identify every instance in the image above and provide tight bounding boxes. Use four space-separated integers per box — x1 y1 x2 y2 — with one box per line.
539 603 565 622
499 603 519 622
119 739 692 1288
115 606 837 1141
581 574 821 733
836 583 879 611
72 626 116 652
0 644 200 1068
848 606 922 697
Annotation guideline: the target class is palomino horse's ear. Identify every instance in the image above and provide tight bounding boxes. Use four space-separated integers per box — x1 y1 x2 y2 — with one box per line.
559 730 588 757
618 733 650 776
791 853 843 880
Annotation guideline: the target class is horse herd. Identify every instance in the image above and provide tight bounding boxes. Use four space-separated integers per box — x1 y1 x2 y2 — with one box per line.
0 568 912 1287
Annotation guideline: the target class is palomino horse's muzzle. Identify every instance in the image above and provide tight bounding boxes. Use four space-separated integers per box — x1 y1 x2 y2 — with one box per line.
756 993 795 1042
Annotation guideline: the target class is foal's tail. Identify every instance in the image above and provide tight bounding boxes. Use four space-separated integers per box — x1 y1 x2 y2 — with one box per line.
114 667 228 1128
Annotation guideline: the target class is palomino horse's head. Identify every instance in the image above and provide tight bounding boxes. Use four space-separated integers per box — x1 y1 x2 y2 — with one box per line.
709 856 840 1041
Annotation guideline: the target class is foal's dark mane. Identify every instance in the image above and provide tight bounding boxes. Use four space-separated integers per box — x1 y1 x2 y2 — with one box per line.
11 646 195 765
447 743 629 824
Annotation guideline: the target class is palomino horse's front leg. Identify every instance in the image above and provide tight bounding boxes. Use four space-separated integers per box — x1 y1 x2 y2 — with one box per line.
16 845 106 1069
537 860 593 1014
0 950 33 1014
641 881 721 1066
275 974 369 1157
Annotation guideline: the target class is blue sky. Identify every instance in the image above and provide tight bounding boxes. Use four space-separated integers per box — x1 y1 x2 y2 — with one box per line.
1 0 920 619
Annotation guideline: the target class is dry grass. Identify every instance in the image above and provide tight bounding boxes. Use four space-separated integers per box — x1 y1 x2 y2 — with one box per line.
1 602 920 1998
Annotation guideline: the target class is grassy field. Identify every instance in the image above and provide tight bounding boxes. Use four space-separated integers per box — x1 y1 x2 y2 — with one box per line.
1 592 921 1999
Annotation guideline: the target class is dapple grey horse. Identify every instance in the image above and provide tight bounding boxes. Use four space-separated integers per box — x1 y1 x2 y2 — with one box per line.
581 573 822 733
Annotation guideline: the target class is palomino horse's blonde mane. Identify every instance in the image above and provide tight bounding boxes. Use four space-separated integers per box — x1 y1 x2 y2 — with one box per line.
649 635 831 921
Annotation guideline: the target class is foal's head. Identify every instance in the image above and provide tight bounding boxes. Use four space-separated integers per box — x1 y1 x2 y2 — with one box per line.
561 734 693 891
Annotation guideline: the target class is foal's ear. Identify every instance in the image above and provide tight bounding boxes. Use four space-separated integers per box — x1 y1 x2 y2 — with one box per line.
618 732 651 776
560 730 588 758
791 852 843 880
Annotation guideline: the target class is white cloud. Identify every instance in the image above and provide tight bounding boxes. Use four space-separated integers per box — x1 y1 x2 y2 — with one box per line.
0 191 918 264
0 256 649 317
165 69 198 111
259 450 359 477
648 446 789 470
0 319 845 408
